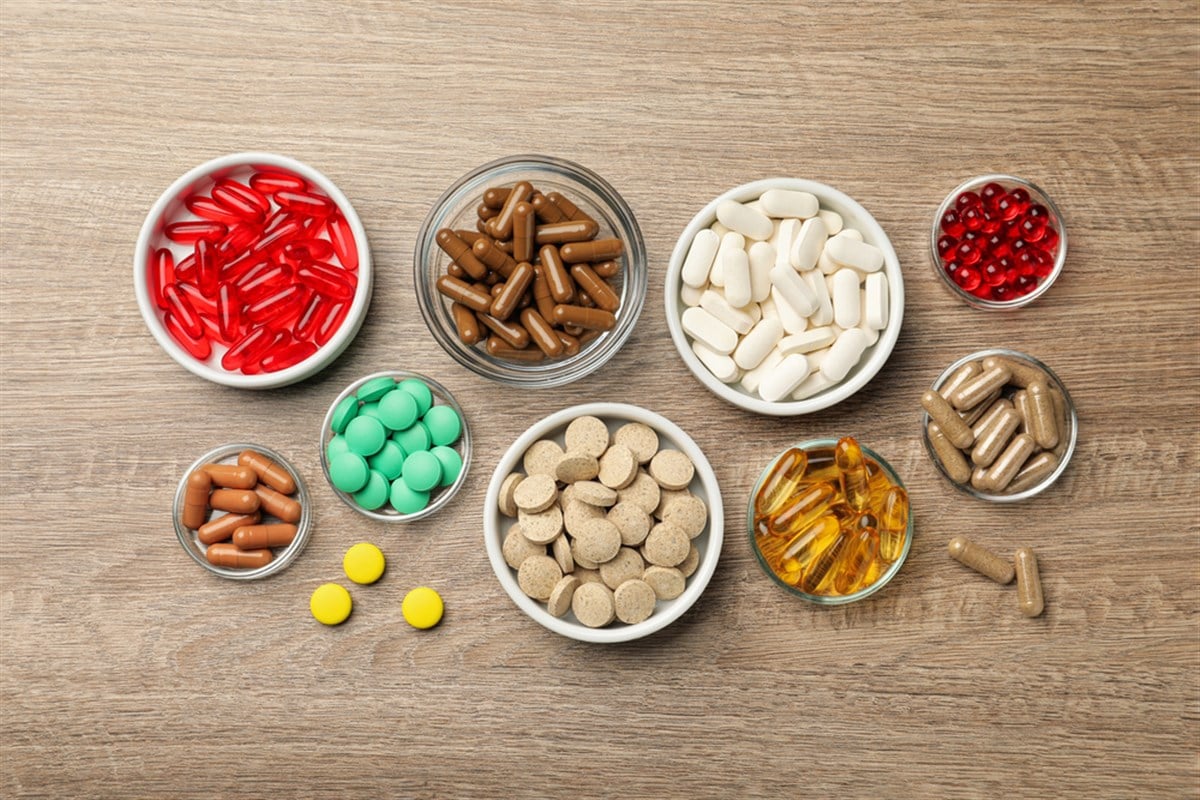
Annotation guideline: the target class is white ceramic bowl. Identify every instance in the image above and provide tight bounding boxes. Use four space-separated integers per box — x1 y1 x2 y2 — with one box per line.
133 152 373 389
483 402 724 643
664 178 904 416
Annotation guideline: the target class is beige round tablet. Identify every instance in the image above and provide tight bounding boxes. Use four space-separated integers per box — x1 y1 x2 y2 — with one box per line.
598 444 638 490
559 483 576 508
574 567 604 585
571 581 616 628
518 505 564 545
513 473 558 513
614 422 659 464
498 472 523 517
565 416 610 458
550 533 575 574
572 518 622 564
547 575 580 618
663 494 708 539
564 499 604 536
642 565 686 600
600 546 645 589
502 524 545 569
517 555 562 601
648 450 695 491
607 501 651 546
555 451 599 483
570 541 600 570
572 480 618 507
654 487 691 520
616 470 661 515
523 439 564 477
643 521 690 567
678 543 701 578
613 579 657 624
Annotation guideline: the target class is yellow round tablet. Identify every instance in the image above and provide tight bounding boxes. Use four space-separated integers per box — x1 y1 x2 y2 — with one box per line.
310 583 352 626
402 586 444 630
343 542 386 585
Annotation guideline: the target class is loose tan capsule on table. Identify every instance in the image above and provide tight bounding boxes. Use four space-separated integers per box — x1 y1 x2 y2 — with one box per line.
436 228 488 280
486 337 545 362
561 238 623 263
939 360 982 400
552 304 616 332
255 484 301 523
987 432 1037 492
971 407 1022 468
202 464 257 489
486 180 532 240
182 470 212 529
947 536 1014 584
436 275 493 313
1014 546 1044 617
478 313 531 349
233 523 298 549
1008 452 1060 494
450 302 482 345
1027 381 1059 449
210 488 259 514
922 390 974 449
535 219 599 245
237 450 296 495
951 364 1012 410
928 422 972 483
531 191 567 223
489 261 534 321
983 355 1043 388
198 511 260 545
570 264 620 312
206 542 273 569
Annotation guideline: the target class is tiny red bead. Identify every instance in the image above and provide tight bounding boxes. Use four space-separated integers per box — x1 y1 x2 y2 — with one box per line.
955 191 981 212
1014 274 1037 294
992 284 1013 302
952 265 982 291
980 217 1002 234
940 209 965 236
1008 187 1031 211
955 240 981 266
996 194 1022 222
982 261 1006 287
984 233 1010 257
961 206 985 232
980 182 1005 209
1040 226 1060 251
937 234 958 258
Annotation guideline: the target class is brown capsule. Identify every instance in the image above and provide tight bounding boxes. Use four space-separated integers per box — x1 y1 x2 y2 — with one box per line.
939 360 982 400
1012 389 1033 434
482 187 511 210
489 283 504 298
202 464 257 489
447 262 465 279
592 260 620 278
539 244 575 303
436 275 493 313
478 313 530 349
557 330 581 356
577 291 595 308
983 355 1043 389
948 536 1015 584
927 422 971 484
531 264 558 322
531 192 567 223
552 304 616 332
237 450 296 494
210 488 260 514
486 180 533 240
971 407 1022 468
255 484 301 523
578 330 602 347
960 388 1002 427
496 239 514 255
921 390 974 449
988 433 1037 492
520 308 564 357
233 523 298 550
1027 381 1059 449
970 466 992 492
516 287 533 310
546 191 593 223
486 336 544 362
475 217 489 234
951 364 1012 410
477 202 499 221
971 398 1014 440
483 270 502 286
561 238 623 263
489 262 535 321
206 542 273 569
562 323 584 336
535 219 600 245
435 229 488 280
569 264 620 311
450 302 482 345
1007 451 1060 494
198 511 260 545
512 201 536 262
455 229 484 245
472 237 516 277
1014 547 1044 617
182 470 212 529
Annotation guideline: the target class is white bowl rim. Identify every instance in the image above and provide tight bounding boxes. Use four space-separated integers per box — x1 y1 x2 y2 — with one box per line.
132 151 373 389
663 177 905 416
483 402 724 643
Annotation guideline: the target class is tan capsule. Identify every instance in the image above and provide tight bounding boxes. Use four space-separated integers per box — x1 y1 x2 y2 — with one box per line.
210 488 260 514
552 304 616 332
1014 547 1044 617
237 450 296 494
1050 387 1071 457
482 187 510 210
960 388 1003 427
539 244 575 303
531 264 558 322
971 407 1022 468
202 464 257 489
435 228 488 280
562 323 584 337
455 229 484 245
970 466 992 492
182 470 212 529
561 238 623 263
592 260 620 278
1027 381 1059 449
988 433 1037 492
486 336 545 362
928 422 972 483
535 219 599 245
478 313 531 349
512 201 536 262
921 390 974 449
488 262 534 321
557 330 581 356
485 180 532 240
951 364 1011 410
1012 389 1033 434
939 360 982 400
570 264 620 311
531 192 567 223
255 484 300 523
983 355 1043 388
206 542 273 569
446 262 466 279
475 217 489 234
472 237 517 277
1007 452 1060 494
198 511 260 545
476 202 498 221
546 191 593 223
450 302 482 345
520 308 564 357
948 536 1014 584
436 275 493 313
971 398 1014 440
233 523 298 549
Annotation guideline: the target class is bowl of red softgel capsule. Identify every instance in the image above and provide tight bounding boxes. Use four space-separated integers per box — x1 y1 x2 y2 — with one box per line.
931 174 1066 309
134 153 372 388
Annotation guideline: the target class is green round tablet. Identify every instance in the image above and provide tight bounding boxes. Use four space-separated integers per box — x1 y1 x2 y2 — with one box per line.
330 452 370 493
390 478 430 515
423 405 462 446
402 450 442 492
378 389 419 432
331 395 359 434
393 420 431 455
368 440 406 480
326 434 351 463
359 401 384 421
398 378 434 416
356 376 397 403
352 469 390 510
345 415 387 456
430 445 463 487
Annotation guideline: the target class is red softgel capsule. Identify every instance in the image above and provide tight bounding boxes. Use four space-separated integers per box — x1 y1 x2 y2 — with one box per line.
222 326 273 371
245 284 306 326
217 283 242 342
260 341 317 373
151 248 174 310
176 282 218 317
236 263 292 305
296 262 355 301
250 170 308 195
164 311 212 360
324 214 358 271
162 284 203 338
274 190 336 218
212 179 270 221
194 239 220 297
315 302 350 346
186 196 242 225
165 220 227 244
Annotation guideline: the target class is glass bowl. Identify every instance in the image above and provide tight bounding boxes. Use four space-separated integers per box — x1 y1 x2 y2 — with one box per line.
319 370 471 522
930 174 1066 309
173 442 313 579
922 348 1077 502
748 439 913 604
413 154 647 388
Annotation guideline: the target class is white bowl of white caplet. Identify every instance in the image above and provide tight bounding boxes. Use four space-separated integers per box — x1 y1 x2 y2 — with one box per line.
664 178 904 416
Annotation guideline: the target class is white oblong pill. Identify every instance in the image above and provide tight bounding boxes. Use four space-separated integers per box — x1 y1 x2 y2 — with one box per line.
682 306 738 354
716 200 773 241
733 317 783 370
826 235 883 272
759 353 812 402
788 217 828 272
722 248 752 308
692 341 741 383
740 347 783 394
681 282 706 307
769 265 818 318
820 328 869 383
803 269 833 327
817 249 839 275
759 294 778 321
681 229 720 288
832 269 861 329
791 370 834 400
748 241 775 303
743 299 762 323
817 209 844 235
710 221 730 236
759 189 819 219
699 289 755 334
709 231 745 287
778 326 836 355
865 272 888 330
838 229 863 242
774 218 799 270
770 286 808 334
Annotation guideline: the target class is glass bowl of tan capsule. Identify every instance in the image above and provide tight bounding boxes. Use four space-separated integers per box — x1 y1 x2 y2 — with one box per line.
748 438 913 605
413 154 648 388
173 443 313 580
921 348 1077 502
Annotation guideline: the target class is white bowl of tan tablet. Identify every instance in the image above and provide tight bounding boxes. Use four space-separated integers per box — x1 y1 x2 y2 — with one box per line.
483 402 724 643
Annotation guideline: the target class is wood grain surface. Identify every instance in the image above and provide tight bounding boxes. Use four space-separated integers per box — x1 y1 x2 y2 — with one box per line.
2 1 1197 797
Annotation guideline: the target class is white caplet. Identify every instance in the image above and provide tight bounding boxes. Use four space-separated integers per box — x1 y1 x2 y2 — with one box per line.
817 209 844 235
820 328 869 383
789 217 828 272
826 235 884 273
769 286 808 334
681 229 720 288
716 200 773 241
747 241 775 303
682 306 738 354
692 341 741 383
759 189 819 219
791 370 834 400
722 247 752 308
740 347 784 394
803 269 834 326
769 265 818 318
699 289 755 335
774 218 799 270
734 317 784 370
681 282 705 307
831 269 861 329
709 231 745 287
778 327 836 355
759 353 812 402
864 272 889 330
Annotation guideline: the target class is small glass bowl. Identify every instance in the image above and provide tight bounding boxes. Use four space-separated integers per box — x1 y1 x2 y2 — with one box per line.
930 174 1067 310
173 442 313 580
319 370 472 522
748 439 913 605
922 348 1077 502
413 154 648 388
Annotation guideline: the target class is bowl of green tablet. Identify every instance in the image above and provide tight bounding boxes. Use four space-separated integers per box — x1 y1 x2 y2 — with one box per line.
320 370 471 521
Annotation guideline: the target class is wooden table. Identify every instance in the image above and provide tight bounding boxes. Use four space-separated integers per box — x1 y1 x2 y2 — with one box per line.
2 2 1197 796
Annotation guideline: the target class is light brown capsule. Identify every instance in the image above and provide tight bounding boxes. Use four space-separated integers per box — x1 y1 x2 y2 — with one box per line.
435 228 488 280
482 187 511 210
489 262 535 321
483 270 502 286
531 264 558 322
446 262 465 279
592 260 620 278
1007 452 1060 494
201 464 257 489
475 217 489 234
927 422 971 484
578 330 602 347
436 275 493 313
206 543 273 569
546 191 593 223
971 398 1014 440
1050 387 1070 458
552 304 616 331
960 388 1003 427
237 450 296 494
450 302 482 345
948 536 1014 584
970 466 992 492
198 511 260 545
951 364 1012 410
939 360 982 400
570 264 620 311
455 229 484 245
1027 381 1059 449
478 313 531 349
182 470 212 529
496 239 514 255
535 219 600 245
476 202 498 221
233 523 298 549
557 331 581 356
971 407 1022 468
561 238 623 263
210 488 260 514
531 192 566 223
983 355 1043 388
1014 547 1044 617
988 433 1037 492
486 336 545 362
578 291 595 308
512 201 536 262
562 323 584 336
472 237 516 277
485 180 532 240
921 390 974 449
520 308 564 357
539 244 575 303
1012 389 1032 434
255 484 301 523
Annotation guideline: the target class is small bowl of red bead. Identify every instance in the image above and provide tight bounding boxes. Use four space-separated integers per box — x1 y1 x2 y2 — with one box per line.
931 175 1066 309
134 152 373 388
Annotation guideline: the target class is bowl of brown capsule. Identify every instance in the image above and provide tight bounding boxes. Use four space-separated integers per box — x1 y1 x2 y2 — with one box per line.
414 155 648 388
920 348 1077 501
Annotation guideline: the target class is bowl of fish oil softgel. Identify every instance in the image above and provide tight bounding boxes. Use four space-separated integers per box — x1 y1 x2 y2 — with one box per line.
749 437 913 603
